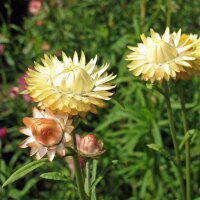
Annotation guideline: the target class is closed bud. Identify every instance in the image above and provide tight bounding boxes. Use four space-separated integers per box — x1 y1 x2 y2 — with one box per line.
78 134 104 158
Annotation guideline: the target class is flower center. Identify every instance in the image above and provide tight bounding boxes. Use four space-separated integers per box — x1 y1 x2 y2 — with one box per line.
31 119 63 147
52 66 94 94
147 40 178 64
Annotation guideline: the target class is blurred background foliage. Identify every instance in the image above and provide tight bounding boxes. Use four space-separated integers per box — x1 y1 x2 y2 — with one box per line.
0 0 200 199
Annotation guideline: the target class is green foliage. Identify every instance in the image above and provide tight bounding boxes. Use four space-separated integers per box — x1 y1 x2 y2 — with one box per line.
40 172 73 182
0 0 200 199
2 159 48 188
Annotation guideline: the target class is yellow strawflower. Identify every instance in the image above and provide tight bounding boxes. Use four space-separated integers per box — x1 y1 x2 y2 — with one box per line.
26 51 116 115
175 33 200 80
127 28 197 82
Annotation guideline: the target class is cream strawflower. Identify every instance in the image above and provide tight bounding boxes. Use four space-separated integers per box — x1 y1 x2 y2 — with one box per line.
127 27 197 82
26 51 116 115
19 107 74 161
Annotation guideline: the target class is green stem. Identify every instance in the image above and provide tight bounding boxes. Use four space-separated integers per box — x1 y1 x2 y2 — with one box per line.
85 161 90 198
91 159 98 200
72 132 86 200
163 82 185 200
178 82 191 200
166 0 172 27
140 0 146 32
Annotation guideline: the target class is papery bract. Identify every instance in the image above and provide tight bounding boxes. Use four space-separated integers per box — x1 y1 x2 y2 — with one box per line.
25 51 116 115
19 107 74 161
78 134 104 158
127 27 198 82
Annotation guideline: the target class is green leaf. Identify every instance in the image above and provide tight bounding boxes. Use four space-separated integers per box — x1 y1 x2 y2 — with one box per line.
147 144 174 163
179 129 198 151
90 175 103 191
2 158 48 188
146 83 153 89
111 99 125 110
0 34 9 43
111 160 119 164
10 24 24 33
40 172 69 181
19 90 29 94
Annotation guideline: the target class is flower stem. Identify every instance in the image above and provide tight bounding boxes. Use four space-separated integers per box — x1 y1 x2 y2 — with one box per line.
91 159 98 200
177 82 191 200
166 0 172 27
85 161 91 198
163 82 185 200
72 132 86 200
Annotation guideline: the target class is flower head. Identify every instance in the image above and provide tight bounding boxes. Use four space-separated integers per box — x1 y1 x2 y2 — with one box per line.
127 28 198 82
28 0 42 15
19 107 74 161
9 86 20 98
26 51 116 115
41 43 50 51
174 34 200 80
65 156 86 174
0 43 5 55
0 128 7 139
77 134 104 158
19 73 32 101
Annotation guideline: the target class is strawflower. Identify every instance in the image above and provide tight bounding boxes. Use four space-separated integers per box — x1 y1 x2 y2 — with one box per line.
19 107 74 161
25 51 116 115
127 27 198 82
174 33 200 80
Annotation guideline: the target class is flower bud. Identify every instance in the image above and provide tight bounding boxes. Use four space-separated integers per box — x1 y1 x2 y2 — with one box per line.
0 128 7 139
9 86 20 98
78 134 104 158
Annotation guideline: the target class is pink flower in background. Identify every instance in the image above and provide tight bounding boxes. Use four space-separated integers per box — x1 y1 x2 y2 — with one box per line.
9 86 20 98
19 73 32 101
28 0 42 15
41 43 50 51
0 128 7 139
76 134 81 147
66 156 86 173
79 157 86 169
0 44 5 55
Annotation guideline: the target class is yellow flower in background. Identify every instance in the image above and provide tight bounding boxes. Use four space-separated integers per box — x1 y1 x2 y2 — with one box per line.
26 51 116 115
127 27 198 82
175 33 200 80
19 107 74 161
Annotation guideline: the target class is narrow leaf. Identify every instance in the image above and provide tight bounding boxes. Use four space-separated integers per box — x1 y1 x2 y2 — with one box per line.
111 98 125 110
19 90 29 94
2 158 48 188
179 129 198 151
147 144 174 163
40 172 69 181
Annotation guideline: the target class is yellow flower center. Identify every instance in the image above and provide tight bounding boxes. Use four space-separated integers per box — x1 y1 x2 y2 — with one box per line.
147 40 177 65
180 34 192 46
52 66 94 94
